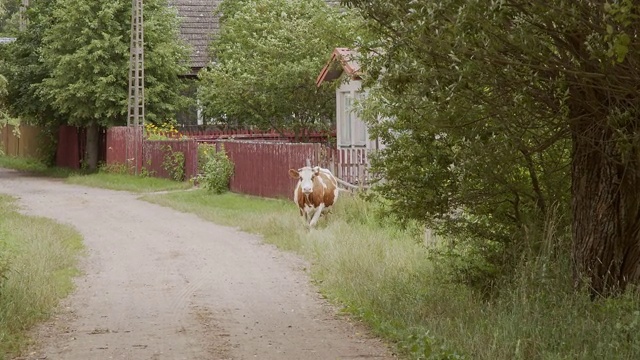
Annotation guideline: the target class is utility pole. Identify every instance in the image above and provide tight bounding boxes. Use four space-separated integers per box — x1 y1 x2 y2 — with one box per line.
127 0 144 174
19 0 29 31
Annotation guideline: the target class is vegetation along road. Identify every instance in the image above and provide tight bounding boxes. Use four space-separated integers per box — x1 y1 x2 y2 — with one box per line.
0 167 394 360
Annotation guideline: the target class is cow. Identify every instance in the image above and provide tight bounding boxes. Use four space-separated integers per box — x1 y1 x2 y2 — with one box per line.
288 166 339 227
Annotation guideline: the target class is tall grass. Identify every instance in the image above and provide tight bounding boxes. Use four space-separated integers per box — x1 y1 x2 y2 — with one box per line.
144 189 640 359
0 195 84 359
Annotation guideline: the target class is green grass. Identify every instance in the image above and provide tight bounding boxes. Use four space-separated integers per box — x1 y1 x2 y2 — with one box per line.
0 194 84 359
0 155 192 193
144 189 640 360
66 172 192 193
0 156 79 178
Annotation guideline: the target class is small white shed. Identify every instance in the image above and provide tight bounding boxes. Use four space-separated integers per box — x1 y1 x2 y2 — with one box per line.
316 48 383 151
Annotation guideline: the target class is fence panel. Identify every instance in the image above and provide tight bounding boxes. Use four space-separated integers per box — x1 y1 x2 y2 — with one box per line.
143 140 198 181
106 126 143 172
56 125 81 168
1 125 48 159
215 140 324 199
327 148 370 185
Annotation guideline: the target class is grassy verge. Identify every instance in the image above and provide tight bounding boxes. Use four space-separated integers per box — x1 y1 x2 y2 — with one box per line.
0 194 84 359
0 156 79 178
65 172 192 193
0 156 192 193
143 189 640 360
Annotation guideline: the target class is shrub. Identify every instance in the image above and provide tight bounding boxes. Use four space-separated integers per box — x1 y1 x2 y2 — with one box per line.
197 144 234 194
161 145 186 182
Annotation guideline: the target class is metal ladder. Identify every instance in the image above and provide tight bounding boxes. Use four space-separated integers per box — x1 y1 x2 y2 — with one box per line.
127 0 144 174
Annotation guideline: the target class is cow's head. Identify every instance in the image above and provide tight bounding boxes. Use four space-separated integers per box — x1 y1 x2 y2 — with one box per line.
289 166 320 195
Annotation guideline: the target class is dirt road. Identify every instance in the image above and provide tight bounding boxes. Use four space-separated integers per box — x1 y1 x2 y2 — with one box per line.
0 168 394 360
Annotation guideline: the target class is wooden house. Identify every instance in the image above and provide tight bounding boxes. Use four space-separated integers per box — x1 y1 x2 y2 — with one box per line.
316 47 384 151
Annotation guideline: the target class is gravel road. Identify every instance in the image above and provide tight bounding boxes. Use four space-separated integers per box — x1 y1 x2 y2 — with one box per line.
0 168 394 360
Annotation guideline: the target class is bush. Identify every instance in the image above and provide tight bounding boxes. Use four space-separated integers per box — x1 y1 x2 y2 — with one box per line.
197 144 234 194
161 145 186 182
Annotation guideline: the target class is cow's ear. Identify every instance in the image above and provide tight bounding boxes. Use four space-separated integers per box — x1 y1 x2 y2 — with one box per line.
288 169 299 179
312 166 320 175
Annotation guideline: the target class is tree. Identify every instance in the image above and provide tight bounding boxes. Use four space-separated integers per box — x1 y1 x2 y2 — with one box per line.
197 0 362 139
1 0 64 128
0 0 19 35
344 0 640 296
35 0 190 169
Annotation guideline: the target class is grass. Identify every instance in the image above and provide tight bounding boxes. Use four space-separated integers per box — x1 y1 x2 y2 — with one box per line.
3 155 637 359
65 172 192 193
0 156 78 178
0 194 84 359
144 189 640 360
0 155 192 193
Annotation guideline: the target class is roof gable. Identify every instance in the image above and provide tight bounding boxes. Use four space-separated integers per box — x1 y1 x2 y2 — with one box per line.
316 47 362 87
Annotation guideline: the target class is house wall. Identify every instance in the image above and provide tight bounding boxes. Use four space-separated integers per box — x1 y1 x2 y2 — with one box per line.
335 79 383 151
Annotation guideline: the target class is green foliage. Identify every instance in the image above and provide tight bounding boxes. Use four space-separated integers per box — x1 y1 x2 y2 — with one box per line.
0 0 20 36
3 0 190 128
0 0 67 125
198 0 362 136
0 73 8 123
161 145 186 182
340 0 583 288
196 144 234 194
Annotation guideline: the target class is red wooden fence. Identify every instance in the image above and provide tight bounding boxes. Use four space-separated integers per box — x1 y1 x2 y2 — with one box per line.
55 125 107 169
106 126 143 172
106 127 198 180
143 140 198 180
215 140 326 199
104 126 372 198
56 126 82 169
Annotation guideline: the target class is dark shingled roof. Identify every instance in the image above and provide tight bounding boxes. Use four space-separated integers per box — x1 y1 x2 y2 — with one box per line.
169 0 222 75
169 0 344 76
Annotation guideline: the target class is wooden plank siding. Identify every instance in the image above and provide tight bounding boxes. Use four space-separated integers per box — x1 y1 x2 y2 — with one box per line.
143 140 199 180
215 140 325 199
106 126 143 172
104 126 372 197
1 125 48 159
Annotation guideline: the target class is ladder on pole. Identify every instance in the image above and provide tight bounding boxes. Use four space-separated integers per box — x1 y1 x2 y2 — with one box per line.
19 1 29 31
127 0 144 174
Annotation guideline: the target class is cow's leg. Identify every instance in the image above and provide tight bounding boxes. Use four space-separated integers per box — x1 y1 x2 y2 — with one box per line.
309 203 325 228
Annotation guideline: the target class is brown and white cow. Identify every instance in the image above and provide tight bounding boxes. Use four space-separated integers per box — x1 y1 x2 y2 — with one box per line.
288 166 339 227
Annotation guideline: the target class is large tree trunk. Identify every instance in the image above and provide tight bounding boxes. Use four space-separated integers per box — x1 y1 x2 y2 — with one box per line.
85 121 100 170
571 119 640 297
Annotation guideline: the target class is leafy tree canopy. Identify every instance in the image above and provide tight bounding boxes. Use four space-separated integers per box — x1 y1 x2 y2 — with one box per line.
198 0 363 138
1 0 68 126
344 0 640 295
36 0 191 128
